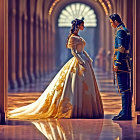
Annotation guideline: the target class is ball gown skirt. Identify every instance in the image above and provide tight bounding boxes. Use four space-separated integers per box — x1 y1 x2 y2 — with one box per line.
8 52 104 119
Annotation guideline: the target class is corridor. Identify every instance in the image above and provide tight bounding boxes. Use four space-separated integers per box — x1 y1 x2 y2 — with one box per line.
0 0 140 139
2 68 139 140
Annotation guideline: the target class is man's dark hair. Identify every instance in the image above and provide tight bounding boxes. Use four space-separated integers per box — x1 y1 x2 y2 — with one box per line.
109 14 122 23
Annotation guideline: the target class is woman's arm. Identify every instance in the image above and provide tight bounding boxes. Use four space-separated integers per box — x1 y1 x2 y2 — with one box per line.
83 50 93 63
68 36 86 66
71 48 85 65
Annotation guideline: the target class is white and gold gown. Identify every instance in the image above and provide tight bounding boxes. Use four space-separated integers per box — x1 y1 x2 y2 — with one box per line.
8 34 104 119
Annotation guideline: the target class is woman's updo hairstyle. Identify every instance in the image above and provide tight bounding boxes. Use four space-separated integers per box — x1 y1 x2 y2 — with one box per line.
66 17 84 48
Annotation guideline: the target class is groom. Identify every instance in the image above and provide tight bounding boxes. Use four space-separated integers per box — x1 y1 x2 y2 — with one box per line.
109 14 132 120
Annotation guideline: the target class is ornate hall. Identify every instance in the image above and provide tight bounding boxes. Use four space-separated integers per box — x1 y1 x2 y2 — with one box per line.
0 0 140 139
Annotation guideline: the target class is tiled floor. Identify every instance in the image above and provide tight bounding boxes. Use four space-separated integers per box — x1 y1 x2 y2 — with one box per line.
1 68 139 140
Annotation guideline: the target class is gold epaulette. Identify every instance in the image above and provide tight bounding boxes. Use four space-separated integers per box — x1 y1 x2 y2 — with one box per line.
117 25 123 31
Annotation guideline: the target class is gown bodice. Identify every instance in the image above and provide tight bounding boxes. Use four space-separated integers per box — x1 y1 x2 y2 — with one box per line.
68 35 86 53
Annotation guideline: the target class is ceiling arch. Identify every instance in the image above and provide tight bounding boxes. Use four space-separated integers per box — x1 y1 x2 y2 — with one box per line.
50 0 106 52
44 0 53 20
36 0 44 19
51 0 105 28
48 0 114 16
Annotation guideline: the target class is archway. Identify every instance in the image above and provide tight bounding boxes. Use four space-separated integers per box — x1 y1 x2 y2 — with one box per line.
55 2 99 67
1 0 140 125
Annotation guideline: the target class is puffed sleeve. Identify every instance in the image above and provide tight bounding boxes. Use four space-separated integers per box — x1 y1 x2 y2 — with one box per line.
115 30 127 66
68 36 85 65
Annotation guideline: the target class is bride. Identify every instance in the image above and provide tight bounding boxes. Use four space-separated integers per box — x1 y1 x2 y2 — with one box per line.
9 18 104 119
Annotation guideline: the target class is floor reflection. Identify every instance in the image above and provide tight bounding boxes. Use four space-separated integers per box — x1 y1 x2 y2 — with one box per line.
32 119 140 140
32 119 104 140
5 69 139 139
1 118 140 140
113 121 140 140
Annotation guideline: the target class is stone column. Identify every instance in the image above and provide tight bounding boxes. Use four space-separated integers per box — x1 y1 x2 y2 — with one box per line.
116 0 120 14
52 28 56 72
120 0 123 20
46 20 49 74
26 14 35 83
108 11 113 73
126 0 133 31
22 15 29 85
50 24 54 72
105 17 111 72
95 14 105 69
51 29 54 72
15 8 24 87
101 17 107 71
44 21 48 75
40 20 44 78
50 23 54 72
133 0 140 124
35 16 40 79
38 18 41 77
123 0 127 25
30 16 35 82
47 22 51 73
0 0 8 124
8 7 18 89
33 13 37 80
113 0 117 13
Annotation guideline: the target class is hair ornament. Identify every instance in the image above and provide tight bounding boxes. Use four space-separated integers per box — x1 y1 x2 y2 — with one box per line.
71 20 76 24
81 17 84 21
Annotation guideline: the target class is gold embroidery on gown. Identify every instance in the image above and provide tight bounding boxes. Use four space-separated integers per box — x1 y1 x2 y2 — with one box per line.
8 35 104 119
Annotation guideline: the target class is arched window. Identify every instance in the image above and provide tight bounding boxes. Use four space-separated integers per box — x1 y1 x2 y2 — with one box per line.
58 3 97 27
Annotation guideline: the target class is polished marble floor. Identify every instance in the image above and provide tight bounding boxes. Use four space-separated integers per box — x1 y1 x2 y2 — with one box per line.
1 68 138 140
8 68 122 115
1 118 140 140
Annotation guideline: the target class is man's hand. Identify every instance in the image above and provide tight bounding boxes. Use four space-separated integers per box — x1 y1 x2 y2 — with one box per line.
113 66 118 72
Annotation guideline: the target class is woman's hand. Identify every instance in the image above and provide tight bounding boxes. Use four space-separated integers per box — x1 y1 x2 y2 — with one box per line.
83 50 93 63
80 62 87 70
88 57 93 63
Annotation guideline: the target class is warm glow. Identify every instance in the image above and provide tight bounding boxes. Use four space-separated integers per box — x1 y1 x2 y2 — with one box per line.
98 0 109 15
49 0 112 16
105 0 112 12
58 3 97 27
49 0 60 15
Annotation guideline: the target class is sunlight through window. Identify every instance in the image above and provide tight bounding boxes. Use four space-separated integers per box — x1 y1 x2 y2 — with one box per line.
58 3 97 27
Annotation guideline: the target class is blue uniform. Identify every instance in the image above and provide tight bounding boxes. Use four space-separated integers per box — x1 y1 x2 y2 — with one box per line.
113 23 132 118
